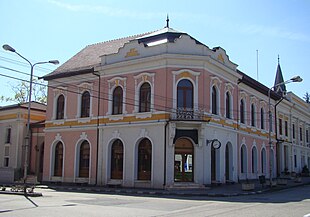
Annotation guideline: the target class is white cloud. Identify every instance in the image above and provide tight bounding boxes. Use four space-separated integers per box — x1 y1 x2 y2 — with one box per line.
47 0 164 19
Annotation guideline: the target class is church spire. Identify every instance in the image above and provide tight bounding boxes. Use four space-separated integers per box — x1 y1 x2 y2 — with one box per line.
274 55 287 95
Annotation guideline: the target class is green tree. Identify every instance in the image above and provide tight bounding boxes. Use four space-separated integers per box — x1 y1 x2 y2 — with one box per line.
304 92 310 104
0 79 47 104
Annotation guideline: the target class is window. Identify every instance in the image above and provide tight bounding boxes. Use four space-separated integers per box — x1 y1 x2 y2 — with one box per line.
293 124 295 139
112 87 123 115
54 142 63 176
212 86 218 115
306 130 309 143
252 147 257 173
225 92 231 119
56 95 65 120
139 83 151 112
177 79 193 109
81 91 90 118
285 121 288 137
5 128 11 144
138 138 152 180
294 155 297 167
300 127 303 141
4 146 9 167
260 108 265 129
279 119 283 135
79 141 90 178
240 99 245 124
251 103 256 127
240 145 247 173
111 139 123 179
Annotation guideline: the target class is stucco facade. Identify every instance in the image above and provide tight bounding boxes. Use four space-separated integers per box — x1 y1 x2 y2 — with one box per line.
42 26 309 188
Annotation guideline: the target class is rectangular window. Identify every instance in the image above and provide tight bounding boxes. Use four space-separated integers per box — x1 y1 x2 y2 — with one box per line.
306 130 309 143
294 155 297 167
285 121 288 137
292 124 295 139
4 146 9 167
279 119 283 135
4 158 9 167
300 127 303 141
5 128 11 144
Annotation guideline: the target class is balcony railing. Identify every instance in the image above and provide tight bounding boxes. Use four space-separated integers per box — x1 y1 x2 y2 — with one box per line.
171 108 205 121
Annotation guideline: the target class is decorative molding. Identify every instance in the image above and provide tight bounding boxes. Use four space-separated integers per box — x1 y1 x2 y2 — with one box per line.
169 123 176 146
80 132 87 140
125 48 139 58
55 133 62 141
112 130 120 139
139 128 148 138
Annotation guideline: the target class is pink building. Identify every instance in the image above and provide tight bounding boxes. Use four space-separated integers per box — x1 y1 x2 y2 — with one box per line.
41 25 306 189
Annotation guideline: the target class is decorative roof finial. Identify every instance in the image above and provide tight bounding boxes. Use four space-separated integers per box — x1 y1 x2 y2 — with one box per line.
278 54 280 65
166 14 169 28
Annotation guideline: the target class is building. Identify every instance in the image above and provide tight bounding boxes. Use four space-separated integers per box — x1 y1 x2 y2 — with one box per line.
42 24 309 189
0 102 46 183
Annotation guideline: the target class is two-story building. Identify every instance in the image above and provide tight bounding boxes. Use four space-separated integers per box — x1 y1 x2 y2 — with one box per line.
0 102 46 183
42 25 308 189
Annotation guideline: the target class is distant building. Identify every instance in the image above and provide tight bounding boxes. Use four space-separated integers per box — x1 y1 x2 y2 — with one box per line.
42 25 309 188
0 102 46 183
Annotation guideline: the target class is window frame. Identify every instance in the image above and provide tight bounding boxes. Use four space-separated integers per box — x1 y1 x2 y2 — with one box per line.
139 82 151 113
112 86 123 115
80 91 90 118
56 95 65 120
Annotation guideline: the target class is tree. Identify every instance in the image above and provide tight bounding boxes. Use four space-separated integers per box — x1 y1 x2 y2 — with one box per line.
0 79 47 104
304 92 310 104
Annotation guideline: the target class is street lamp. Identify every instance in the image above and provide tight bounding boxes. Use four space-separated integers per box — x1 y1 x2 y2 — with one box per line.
268 75 302 186
2 44 59 186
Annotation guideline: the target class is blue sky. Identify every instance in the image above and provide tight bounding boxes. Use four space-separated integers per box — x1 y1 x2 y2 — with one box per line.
0 0 309 106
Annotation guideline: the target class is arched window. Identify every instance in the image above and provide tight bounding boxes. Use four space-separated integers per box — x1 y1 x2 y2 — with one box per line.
138 138 152 180
112 87 123 115
240 99 245 124
111 139 123 179
241 145 247 173
252 147 257 173
79 141 90 178
177 79 193 109
81 91 90 118
251 103 256 127
56 95 65 120
226 92 231 119
139 83 151 112
260 107 265 129
261 148 266 174
54 142 63 176
212 86 218 115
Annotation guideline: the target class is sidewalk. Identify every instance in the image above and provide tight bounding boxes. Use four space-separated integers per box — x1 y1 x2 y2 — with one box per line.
1 177 310 197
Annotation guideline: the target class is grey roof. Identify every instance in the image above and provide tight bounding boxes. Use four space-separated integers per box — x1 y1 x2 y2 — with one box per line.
43 32 153 80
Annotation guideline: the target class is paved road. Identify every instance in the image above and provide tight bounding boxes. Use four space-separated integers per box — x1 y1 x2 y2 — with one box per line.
1 185 310 217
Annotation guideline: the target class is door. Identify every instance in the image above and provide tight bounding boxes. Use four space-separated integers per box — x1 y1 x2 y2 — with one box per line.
174 138 193 182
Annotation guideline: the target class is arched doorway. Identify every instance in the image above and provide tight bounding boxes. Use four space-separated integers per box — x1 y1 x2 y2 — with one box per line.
174 138 193 182
111 139 124 179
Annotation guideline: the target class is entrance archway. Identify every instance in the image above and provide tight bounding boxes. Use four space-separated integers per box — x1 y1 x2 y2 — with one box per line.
174 138 193 182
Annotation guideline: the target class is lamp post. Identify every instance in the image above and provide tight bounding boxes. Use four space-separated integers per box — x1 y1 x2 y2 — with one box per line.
268 75 302 186
2 44 59 184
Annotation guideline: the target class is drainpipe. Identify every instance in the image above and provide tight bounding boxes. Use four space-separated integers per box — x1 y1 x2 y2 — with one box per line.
164 120 169 188
93 71 101 186
274 97 284 177
236 79 242 182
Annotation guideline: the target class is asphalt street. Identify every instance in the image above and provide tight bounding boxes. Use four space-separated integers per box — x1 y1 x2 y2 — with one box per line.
0 185 310 217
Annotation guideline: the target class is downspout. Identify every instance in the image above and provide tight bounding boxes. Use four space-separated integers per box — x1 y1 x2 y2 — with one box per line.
93 71 101 185
237 79 242 182
274 97 284 177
